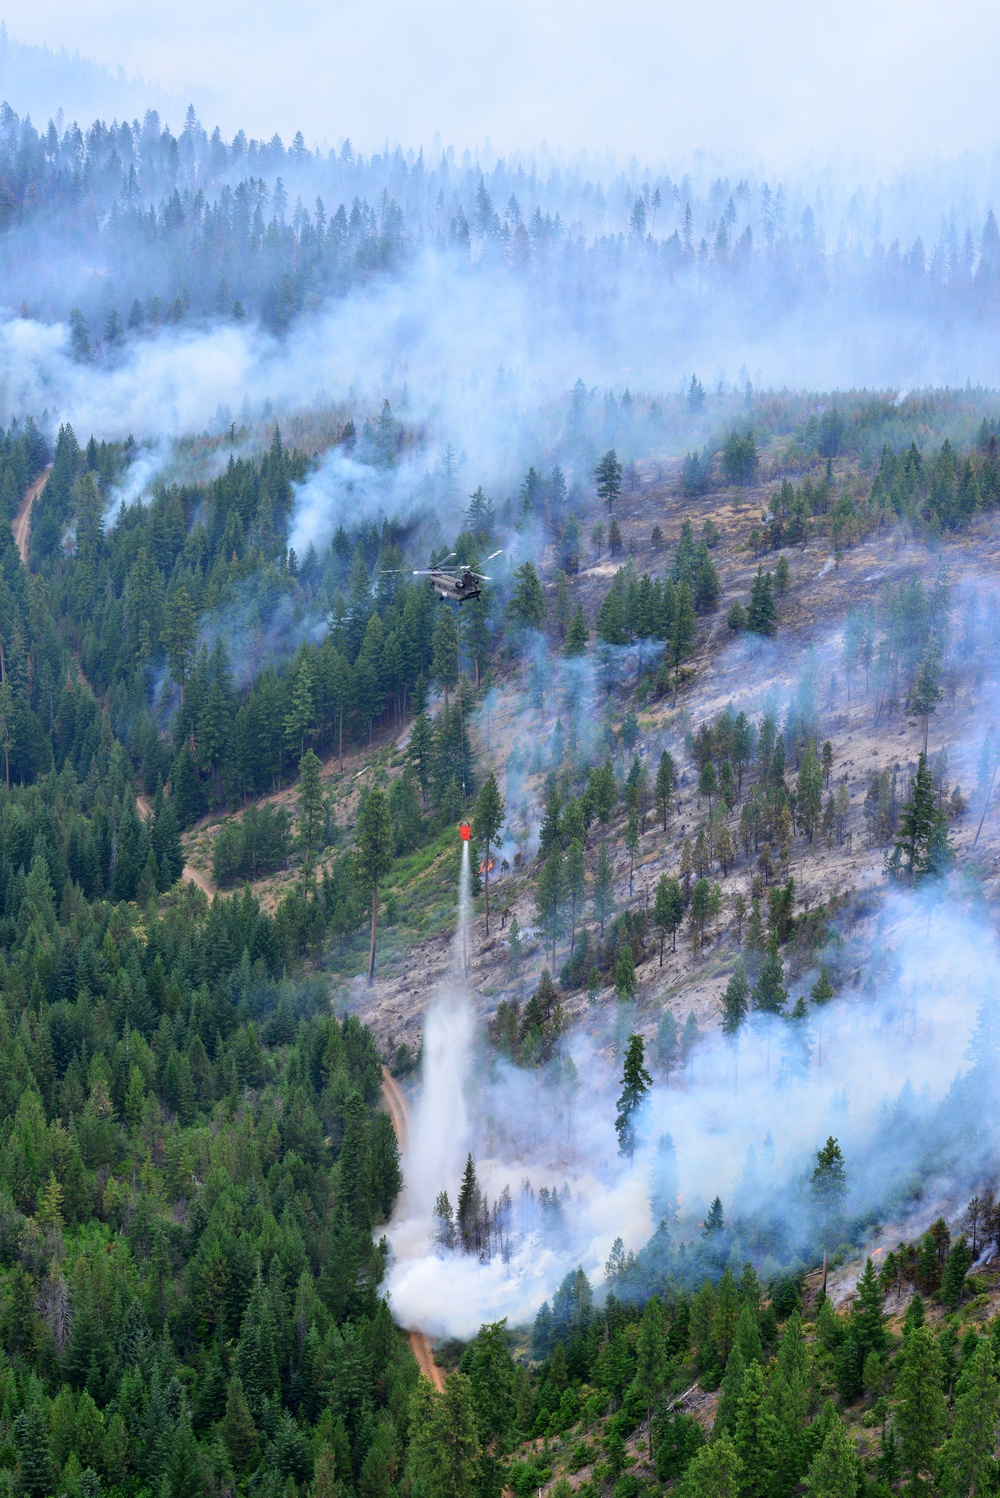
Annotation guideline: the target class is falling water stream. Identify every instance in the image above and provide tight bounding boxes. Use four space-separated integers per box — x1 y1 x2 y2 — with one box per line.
455 837 471 980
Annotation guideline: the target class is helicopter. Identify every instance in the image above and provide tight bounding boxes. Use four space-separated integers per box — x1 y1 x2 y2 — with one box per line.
397 549 503 604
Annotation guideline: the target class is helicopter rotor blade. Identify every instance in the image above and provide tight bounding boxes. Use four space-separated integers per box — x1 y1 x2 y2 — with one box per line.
483 548 504 563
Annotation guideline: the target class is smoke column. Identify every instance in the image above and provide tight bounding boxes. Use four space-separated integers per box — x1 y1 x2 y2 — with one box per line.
385 835 475 1269
382 875 1000 1338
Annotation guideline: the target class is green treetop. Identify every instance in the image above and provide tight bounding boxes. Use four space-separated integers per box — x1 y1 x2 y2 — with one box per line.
631 1295 669 1461
810 1137 847 1291
616 1034 652 1159
938 1340 1000 1498
889 752 952 884
406 1371 482 1498
654 874 684 961
473 771 505 935
655 749 675 830
747 568 778 636
297 748 324 870
804 1413 857 1498
895 1326 946 1491
356 788 395 984
594 449 623 511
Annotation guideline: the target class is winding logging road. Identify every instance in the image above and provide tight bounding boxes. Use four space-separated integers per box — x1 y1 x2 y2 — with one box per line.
133 793 216 897
381 1066 445 1391
12 467 51 565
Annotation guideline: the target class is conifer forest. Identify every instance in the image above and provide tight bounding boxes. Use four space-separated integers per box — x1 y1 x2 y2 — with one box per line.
1 11 1000 1498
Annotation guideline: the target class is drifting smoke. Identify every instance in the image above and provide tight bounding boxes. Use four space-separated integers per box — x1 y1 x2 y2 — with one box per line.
385 882 998 1340
287 446 431 559
3 233 1000 493
103 439 172 527
384 565 1000 1338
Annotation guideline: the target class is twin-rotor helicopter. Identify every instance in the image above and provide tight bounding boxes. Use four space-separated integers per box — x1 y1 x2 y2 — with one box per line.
382 548 503 604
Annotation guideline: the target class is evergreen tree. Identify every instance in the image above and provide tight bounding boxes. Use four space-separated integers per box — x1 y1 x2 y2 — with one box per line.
895 1326 946 1490
14 1389 53 1498
715 1342 748 1438
615 942 637 999
564 837 587 955
797 742 823 840
507 562 547 636
473 771 505 935
432 607 460 710
536 849 564 966
369 1109 402 1220
163 586 197 698
165 1412 206 1498
467 1322 517 1498
407 1372 482 1498
594 449 622 511
655 749 676 830
457 1154 482 1253
747 569 778 636
632 1295 669 1461
690 875 713 948
285 653 316 757
338 1092 372 1231
752 940 787 1014
851 1257 887 1359
909 640 942 755
810 1138 847 1293
713 1267 741 1363
565 604 588 656
593 842 615 935
733 1362 780 1498
297 748 325 869
890 752 953 883
771 1312 809 1495
434 1190 456 1250
655 1009 680 1076
671 583 697 689
649 1131 679 1223
654 874 684 961
615 1034 652 1159
939 1340 1000 1498
811 968 835 1005
941 1235 973 1310
732 1303 763 1369
722 958 750 1037
356 787 394 984
679 1434 743 1498
625 805 640 894
903 1292 926 1336
804 1416 856 1498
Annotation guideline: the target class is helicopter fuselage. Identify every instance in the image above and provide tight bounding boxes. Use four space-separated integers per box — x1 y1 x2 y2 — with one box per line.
428 570 482 603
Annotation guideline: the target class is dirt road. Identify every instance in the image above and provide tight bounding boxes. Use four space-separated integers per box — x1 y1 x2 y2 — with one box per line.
12 468 52 565
381 1066 445 1392
134 793 218 898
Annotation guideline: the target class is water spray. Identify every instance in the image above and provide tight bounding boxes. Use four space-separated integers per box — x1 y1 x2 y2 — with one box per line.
456 824 472 982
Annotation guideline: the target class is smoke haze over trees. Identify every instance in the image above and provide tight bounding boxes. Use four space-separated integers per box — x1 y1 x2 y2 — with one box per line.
2 16 1000 1497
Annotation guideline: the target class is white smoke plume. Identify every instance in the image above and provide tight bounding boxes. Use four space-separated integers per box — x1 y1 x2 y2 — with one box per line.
384 874 997 1340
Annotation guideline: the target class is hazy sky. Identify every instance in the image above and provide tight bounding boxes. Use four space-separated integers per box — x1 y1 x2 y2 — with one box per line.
3 0 1000 170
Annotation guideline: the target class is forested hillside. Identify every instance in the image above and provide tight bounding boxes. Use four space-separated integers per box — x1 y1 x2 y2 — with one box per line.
2 99 1000 346
6 223 1000 1498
